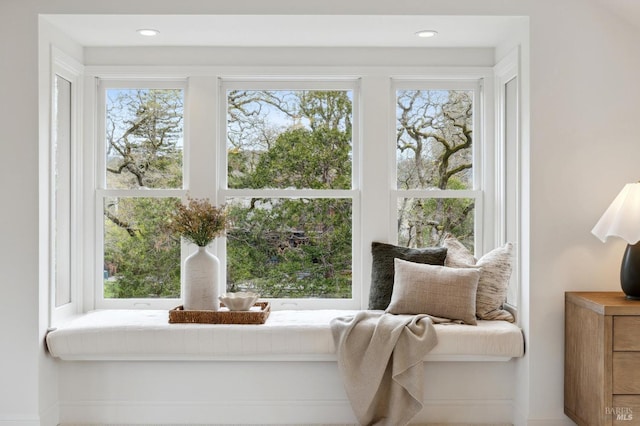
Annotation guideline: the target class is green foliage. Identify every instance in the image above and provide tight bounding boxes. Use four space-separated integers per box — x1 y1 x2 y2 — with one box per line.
227 90 352 190
227 198 352 298
246 127 351 190
104 197 180 298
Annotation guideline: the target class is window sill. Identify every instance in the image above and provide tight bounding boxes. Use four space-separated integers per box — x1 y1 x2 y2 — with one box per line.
45 309 524 362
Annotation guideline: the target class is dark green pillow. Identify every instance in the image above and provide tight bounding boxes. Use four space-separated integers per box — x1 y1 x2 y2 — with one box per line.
368 242 447 310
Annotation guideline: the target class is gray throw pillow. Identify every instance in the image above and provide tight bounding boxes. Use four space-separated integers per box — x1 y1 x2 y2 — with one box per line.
386 259 480 325
368 242 447 310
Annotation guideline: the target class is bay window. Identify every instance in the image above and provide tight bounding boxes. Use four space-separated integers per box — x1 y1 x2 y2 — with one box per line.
73 66 514 313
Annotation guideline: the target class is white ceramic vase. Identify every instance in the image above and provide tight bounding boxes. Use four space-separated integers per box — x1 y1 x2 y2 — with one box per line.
183 246 220 311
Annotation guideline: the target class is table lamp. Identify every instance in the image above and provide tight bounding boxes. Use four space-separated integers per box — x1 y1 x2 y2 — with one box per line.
592 182 640 299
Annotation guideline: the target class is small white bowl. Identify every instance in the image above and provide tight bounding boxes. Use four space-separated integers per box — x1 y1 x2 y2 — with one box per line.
219 292 259 311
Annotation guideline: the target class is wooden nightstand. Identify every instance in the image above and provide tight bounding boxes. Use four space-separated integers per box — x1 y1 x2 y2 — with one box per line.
565 292 640 425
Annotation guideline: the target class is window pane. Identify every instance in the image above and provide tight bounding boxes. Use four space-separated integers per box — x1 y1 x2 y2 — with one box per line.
105 88 184 189
505 77 518 306
397 197 475 249
227 90 352 190
396 89 473 190
53 75 72 307
103 197 181 298
226 197 352 298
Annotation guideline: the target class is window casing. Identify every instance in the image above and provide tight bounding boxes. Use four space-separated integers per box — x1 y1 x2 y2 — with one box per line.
75 65 515 312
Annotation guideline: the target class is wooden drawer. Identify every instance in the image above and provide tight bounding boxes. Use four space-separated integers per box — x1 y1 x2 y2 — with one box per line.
612 395 640 425
614 352 640 394
614 317 640 351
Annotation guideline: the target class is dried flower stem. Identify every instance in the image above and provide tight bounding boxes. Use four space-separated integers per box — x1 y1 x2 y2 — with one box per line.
168 197 227 247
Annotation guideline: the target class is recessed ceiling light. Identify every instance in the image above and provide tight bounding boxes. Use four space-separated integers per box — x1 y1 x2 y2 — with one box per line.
416 30 438 38
137 29 160 37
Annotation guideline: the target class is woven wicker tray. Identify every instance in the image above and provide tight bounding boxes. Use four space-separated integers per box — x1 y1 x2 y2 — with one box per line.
168 301 270 324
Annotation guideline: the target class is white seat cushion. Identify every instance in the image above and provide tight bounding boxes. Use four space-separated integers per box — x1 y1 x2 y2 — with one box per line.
46 309 524 361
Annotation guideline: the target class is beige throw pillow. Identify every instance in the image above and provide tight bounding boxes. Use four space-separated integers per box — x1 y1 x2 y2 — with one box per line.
443 234 514 322
386 258 480 325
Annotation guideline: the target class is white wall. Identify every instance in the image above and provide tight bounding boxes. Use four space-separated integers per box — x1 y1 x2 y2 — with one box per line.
3 0 640 424
1 1 41 425
526 0 640 422
37 17 85 426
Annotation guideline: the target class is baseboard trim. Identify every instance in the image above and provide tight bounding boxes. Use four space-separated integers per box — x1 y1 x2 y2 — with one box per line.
416 399 513 423
59 400 357 425
39 400 60 426
59 398 516 425
524 420 576 426
0 415 41 426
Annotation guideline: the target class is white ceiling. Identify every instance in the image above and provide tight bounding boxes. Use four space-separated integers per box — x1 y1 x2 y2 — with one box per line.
42 14 524 48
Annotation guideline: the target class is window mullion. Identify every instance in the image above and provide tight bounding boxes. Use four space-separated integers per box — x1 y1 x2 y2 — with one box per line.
392 189 481 199
220 189 357 198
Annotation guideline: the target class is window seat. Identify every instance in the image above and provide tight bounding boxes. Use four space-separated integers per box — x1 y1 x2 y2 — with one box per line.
45 309 524 362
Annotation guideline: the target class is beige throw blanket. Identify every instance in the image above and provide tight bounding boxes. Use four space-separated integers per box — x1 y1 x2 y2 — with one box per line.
330 311 438 426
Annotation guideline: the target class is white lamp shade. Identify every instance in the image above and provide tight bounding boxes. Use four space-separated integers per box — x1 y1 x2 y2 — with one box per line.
592 183 640 244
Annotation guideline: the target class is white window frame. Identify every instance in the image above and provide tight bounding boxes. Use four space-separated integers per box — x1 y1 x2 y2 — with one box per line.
218 78 362 310
76 65 511 312
494 48 521 308
94 78 188 310
50 47 83 324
